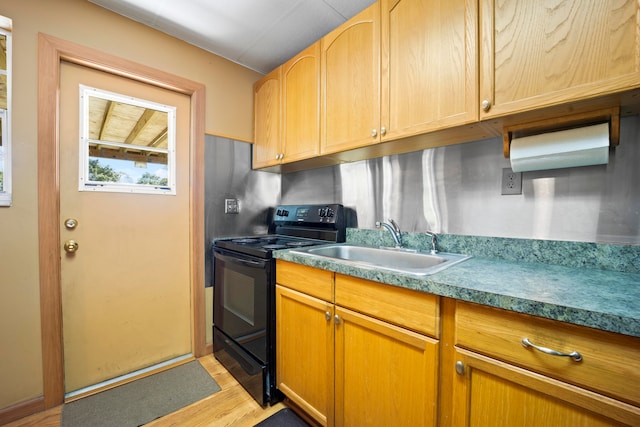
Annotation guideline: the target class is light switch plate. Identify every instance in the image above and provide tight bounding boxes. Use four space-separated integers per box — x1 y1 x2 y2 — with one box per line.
225 198 239 214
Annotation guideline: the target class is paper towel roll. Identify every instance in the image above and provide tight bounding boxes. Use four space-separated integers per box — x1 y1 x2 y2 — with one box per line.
510 122 610 172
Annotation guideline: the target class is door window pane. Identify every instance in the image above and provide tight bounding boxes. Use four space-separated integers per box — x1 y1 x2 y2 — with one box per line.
79 85 176 195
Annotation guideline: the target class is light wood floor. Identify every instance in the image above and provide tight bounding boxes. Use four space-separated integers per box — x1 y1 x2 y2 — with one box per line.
5 355 289 427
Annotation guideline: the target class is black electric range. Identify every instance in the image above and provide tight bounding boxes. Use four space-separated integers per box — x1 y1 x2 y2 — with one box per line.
212 204 345 406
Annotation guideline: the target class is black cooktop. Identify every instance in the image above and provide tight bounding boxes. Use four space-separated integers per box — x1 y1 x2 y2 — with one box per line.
213 204 345 259
214 235 329 258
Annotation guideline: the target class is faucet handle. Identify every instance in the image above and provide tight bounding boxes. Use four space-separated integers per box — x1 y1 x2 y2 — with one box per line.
425 231 438 254
389 219 401 234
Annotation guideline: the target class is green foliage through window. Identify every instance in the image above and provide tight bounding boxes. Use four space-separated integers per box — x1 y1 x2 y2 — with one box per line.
88 159 122 182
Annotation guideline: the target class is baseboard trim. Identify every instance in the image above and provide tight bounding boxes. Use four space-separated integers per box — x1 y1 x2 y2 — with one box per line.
0 396 44 425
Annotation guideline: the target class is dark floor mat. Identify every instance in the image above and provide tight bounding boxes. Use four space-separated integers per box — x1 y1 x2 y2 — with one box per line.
254 408 310 427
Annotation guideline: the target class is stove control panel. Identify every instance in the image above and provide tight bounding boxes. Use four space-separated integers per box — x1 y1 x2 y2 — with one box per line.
274 204 343 224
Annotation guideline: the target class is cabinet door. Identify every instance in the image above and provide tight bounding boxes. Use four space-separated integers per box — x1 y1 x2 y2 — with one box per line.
282 42 320 163
321 2 380 154
334 306 439 427
480 0 640 118
381 0 478 141
450 347 640 427
276 285 334 426
253 67 281 168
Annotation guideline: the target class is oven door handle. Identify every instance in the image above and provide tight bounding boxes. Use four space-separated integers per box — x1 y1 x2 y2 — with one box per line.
214 251 267 268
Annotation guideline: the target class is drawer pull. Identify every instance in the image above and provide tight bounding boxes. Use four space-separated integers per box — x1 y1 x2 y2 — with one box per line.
521 337 582 362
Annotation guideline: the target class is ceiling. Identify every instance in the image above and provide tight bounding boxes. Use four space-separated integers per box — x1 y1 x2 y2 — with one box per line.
87 95 169 164
88 0 376 74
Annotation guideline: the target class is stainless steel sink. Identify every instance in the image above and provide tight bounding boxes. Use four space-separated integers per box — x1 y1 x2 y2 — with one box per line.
290 244 471 276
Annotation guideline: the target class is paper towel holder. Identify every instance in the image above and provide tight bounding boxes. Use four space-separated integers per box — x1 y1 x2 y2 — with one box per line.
502 107 620 159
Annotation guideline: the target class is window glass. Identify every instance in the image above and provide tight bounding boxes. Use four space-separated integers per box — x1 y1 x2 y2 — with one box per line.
0 28 11 206
79 85 176 195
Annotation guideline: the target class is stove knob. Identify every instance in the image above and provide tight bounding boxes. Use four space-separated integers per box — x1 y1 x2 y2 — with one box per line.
283 210 289 217
327 208 335 218
276 209 282 216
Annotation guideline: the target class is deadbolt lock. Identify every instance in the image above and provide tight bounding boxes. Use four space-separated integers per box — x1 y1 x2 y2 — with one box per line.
64 218 78 230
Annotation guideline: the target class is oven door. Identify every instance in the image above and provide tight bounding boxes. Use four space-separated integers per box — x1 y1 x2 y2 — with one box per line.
213 247 272 364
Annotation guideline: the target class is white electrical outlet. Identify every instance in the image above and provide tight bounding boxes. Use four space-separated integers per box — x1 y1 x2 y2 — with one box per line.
225 198 239 214
501 168 522 195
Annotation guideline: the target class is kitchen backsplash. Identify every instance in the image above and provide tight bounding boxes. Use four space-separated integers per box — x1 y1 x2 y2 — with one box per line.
347 228 640 274
281 115 640 245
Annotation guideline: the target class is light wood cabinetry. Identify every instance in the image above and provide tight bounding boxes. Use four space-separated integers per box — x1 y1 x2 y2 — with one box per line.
254 0 640 171
253 43 320 168
281 42 321 163
321 3 380 155
277 262 640 426
253 67 281 169
276 285 334 425
276 261 439 426
380 0 478 141
276 262 334 425
441 299 640 426
479 0 640 119
320 0 478 155
334 275 439 427
334 306 438 426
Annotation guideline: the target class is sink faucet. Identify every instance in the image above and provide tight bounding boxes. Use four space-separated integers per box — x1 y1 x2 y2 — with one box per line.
425 231 438 254
376 219 403 248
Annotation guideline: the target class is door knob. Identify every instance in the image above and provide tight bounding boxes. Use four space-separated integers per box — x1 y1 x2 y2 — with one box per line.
64 240 79 253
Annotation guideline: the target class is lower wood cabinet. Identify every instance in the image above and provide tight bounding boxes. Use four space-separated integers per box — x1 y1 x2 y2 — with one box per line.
276 285 334 425
441 299 640 427
334 306 438 426
276 261 640 426
449 347 635 427
276 260 439 426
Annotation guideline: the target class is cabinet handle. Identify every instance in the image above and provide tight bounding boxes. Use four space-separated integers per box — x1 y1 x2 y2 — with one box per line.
380 126 386 136
455 361 465 375
325 311 331 321
481 99 492 112
371 129 377 137
521 337 583 362
334 314 341 325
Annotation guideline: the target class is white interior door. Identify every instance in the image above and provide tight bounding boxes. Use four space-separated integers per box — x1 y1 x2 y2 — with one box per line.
59 61 192 395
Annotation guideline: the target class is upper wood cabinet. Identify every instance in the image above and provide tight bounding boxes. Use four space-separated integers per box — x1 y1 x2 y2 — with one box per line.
253 67 281 169
479 0 640 118
253 43 320 168
321 3 381 155
380 0 478 141
320 0 478 155
282 42 321 163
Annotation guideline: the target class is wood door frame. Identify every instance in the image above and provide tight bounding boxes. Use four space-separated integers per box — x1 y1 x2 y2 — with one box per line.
37 33 206 408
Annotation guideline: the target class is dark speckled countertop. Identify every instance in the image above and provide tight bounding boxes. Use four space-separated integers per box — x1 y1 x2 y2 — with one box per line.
273 229 640 338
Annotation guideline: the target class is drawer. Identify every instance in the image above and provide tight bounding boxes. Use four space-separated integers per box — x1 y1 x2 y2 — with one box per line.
276 260 334 302
335 274 439 338
455 301 640 406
